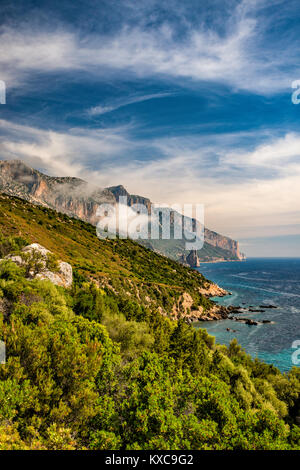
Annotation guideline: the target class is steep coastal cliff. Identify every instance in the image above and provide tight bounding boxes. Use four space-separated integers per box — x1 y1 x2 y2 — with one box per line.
0 159 245 264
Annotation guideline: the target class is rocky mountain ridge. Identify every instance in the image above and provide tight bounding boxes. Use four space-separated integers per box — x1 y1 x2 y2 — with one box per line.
0 159 245 265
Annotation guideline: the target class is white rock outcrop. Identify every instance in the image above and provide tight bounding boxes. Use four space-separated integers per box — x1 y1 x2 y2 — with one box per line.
3 243 73 288
22 243 50 257
198 281 230 298
35 261 73 288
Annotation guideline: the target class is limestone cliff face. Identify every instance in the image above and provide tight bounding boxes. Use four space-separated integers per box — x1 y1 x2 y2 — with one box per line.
179 251 201 268
107 185 152 212
108 183 245 262
204 228 244 260
0 159 245 263
0 160 115 224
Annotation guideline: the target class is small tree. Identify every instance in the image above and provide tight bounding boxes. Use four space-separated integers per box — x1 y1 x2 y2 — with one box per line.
21 250 45 278
46 253 60 273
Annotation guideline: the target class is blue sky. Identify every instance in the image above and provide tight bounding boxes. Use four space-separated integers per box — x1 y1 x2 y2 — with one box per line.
0 0 300 256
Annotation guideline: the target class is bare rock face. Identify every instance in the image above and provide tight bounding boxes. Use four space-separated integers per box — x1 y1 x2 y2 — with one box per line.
0 159 115 225
204 228 245 260
170 285 232 322
6 255 23 265
198 281 230 298
107 185 152 212
178 253 189 266
22 243 50 257
35 269 72 288
35 261 73 288
186 250 201 267
4 243 73 288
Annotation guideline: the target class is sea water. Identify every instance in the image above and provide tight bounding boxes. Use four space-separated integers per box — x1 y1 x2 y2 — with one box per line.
195 258 300 372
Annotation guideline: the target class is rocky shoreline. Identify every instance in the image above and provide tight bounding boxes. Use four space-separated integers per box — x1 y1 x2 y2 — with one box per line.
194 303 277 324
198 280 231 299
199 258 246 264
188 281 277 324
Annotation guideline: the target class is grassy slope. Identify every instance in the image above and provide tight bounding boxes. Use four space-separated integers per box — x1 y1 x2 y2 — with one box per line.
0 193 214 316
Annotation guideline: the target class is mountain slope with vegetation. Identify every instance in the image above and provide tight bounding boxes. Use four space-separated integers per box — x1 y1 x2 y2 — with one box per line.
0 193 219 320
0 193 300 450
0 160 245 264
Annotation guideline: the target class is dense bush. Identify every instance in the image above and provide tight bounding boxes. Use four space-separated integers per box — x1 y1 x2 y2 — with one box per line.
0 243 300 450
0 194 300 454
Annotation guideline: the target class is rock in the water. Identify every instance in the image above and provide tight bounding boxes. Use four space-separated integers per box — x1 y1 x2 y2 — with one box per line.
245 319 258 325
259 304 278 309
186 250 201 267
229 316 273 326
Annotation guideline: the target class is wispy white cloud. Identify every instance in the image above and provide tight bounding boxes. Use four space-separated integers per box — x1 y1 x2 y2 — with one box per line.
88 92 173 116
0 119 134 181
0 27 77 86
222 133 300 172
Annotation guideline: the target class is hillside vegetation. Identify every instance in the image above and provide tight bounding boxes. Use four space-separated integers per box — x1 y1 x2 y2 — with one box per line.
0 193 300 450
1 194 220 315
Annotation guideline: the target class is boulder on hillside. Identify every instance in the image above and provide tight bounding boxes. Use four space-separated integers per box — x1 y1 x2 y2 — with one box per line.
22 243 50 257
2 243 73 288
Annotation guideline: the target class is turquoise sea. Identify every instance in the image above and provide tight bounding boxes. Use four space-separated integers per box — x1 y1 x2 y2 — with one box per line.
195 258 300 372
